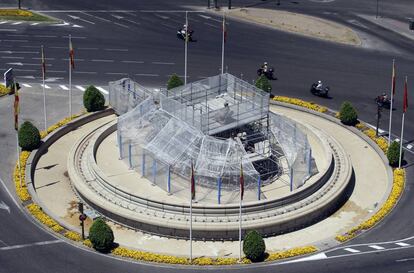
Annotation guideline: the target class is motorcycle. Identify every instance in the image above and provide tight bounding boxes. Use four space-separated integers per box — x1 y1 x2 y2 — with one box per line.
257 67 277 80
375 96 391 109
177 29 194 42
310 83 330 97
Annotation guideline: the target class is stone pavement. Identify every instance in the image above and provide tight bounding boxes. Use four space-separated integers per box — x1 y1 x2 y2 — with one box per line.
33 105 391 258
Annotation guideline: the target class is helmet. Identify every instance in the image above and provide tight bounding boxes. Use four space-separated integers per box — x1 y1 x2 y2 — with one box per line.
183 24 187 28
264 62 268 65
318 80 322 84
382 92 386 96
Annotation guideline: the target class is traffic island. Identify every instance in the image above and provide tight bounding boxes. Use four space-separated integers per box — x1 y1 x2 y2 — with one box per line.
0 9 57 22
16 75 397 265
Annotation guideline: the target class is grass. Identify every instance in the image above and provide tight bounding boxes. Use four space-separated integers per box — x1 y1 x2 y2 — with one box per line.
0 9 57 22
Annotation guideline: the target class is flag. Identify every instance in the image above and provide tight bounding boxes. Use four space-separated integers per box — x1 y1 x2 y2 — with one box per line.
13 83 19 131
240 161 244 200
392 60 396 96
69 36 75 70
41 46 46 79
223 14 227 43
403 77 408 113
191 161 195 200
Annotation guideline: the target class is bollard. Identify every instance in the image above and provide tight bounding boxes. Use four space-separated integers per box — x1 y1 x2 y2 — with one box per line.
128 142 132 169
290 167 294 192
167 166 171 193
217 177 222 204
142 152 146 176
257 176 261 200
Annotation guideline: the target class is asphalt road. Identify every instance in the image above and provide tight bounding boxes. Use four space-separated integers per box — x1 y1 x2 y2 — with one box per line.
0 0 414 272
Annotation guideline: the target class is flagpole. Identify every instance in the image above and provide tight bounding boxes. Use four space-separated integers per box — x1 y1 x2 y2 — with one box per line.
13 78 22 187
399 111 405 168
221 12 225 75
239 191 242 262
69 34 72 118
190 181 193 263
184 11 188 85
388 59 395 146
41 45 47 132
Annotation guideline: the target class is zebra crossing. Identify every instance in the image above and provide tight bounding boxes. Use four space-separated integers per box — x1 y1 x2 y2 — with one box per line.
20 83 109 95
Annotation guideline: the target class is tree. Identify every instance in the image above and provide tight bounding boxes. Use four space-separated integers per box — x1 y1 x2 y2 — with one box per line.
387 141 402 167
339 101 358 126
255 75 272 94
83 85 105 112
243 230 266 262
89 218 114 253
167 74 184 90
18 121 41 151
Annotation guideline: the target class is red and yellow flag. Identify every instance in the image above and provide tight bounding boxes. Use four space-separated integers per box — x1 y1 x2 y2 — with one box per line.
403 77 408 113
69 36 75 70
13 83 19 131
223 13 227 43
240 161 244 201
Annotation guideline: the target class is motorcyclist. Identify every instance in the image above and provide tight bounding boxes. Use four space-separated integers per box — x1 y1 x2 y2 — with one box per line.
316 80 323 90
261 62 269 73
381 92 388 102
180 24 187 36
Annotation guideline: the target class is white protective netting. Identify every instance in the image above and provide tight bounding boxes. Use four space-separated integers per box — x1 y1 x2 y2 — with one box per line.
269 112 312 189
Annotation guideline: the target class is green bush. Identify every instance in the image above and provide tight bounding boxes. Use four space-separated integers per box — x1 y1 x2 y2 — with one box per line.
167 74 184 90
83 85 105 112
243 230 266 262
339 101 358 125
18 121 41 151
89 218 114 253
255 75 272 93
387 140 402 167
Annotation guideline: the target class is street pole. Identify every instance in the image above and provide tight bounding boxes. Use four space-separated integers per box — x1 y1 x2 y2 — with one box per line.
228 0 232 9
69 34 72 119
399 112 405 168
376 0 379 19
41 45 47 132
221 12 225 75
388 59 395 146
184 11 188 85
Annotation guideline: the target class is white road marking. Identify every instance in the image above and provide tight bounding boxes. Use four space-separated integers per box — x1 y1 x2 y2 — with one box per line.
76 85 85 91
51 21 70 27
135 73 159 77
41 84 51 89
104 48 128 52
22 83 32 87
198 14 211 20
81 12 112 22
32 57 55 60
17 75 35 79
395 138 400 142
369 245 385 250
0 29 17 32
14 69 36 72
72 24 83 28
68 15 95 24
154 14 169 20
344 248 360 253
105 72 128 75
30 22 40 26
61 35 87 39
113 22 129 28
6 34 29 37
111 14 124 20
2 39 28 42
74 71 97 74
121 60 144 64
122 18 141 25
50 46 68 49
46 70 66 73
12 22 23 25
92 59 114 62
407 144 413 149
61 58 84 61
59 85 69 90
97 86 109 94
397 258 414 262
20 45 40 48
11 51 39 54
204 22 220 29
0 201 10 214
0 240 61 251
34 35 57 38
0 21 8 24
78 47 99 50
7 62 51 66
152 61 174 65
1 56 23 59
281 252 327 264
396 242 410 247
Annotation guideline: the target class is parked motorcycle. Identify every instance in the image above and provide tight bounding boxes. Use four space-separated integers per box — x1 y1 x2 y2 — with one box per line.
177 29 194 42
310 82 330 97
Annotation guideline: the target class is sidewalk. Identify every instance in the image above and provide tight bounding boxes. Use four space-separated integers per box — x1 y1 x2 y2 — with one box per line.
33 105 391 257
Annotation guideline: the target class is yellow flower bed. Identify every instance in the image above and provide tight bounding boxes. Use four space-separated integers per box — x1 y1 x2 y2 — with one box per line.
83 239 93 248
27 203 64 232
0 9 33 17
14 151 31 202
112 247 189 264
336 168 405 242
40 112 84 139
64 231 82 242
266 246 318 261
0 84 11 96
273 96 328 113
363 128 389 153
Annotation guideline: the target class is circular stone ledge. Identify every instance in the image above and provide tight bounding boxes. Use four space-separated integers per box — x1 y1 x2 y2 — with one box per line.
68 109 352 240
